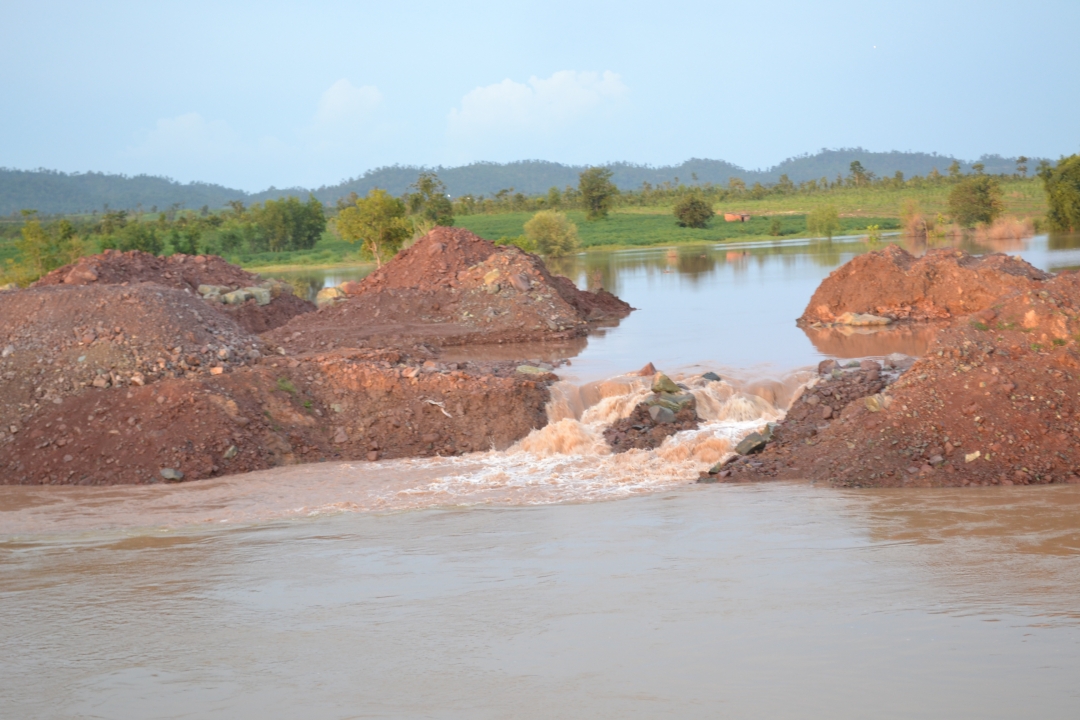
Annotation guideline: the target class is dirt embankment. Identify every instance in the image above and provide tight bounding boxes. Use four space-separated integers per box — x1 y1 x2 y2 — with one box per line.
0 227 637 485
267 227 632 352
714 247 1080 488
1 349 552 485
33 250 315 333
799 245 1050 325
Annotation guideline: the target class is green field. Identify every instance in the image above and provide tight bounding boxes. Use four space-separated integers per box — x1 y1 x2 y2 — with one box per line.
456 210 897 250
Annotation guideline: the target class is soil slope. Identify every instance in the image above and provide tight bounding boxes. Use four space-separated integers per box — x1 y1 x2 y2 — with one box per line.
267 227 632 352
719 247 1080 487
33 250 315 333
799 245 1050 324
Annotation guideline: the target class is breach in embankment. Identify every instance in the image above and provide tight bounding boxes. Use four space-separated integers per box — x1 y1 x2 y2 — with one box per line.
0 229 633 485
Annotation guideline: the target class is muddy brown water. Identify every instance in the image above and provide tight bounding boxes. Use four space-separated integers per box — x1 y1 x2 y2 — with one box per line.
4 232 1080 718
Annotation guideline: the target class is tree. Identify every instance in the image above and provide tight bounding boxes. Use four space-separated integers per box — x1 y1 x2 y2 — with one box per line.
524 210 580 256
578 167 617 220
673 195 713 228
947 176 1004 226
806 205 840 240
848 161 873 186
972 162 986 175
336 188 411 267
254 195 326 251
948 160 962 179
1043 155 1080 232
1016 156 1029 177
406 172 454 226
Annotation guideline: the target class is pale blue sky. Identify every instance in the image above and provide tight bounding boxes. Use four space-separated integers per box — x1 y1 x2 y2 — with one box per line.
3 0 1077 191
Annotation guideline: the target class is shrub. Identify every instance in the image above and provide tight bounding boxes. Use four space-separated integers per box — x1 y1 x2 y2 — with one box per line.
494 235 537 252
947 176 1004 227
673 195 714 228
524 211 580 256
768 218 782 236
1043 154 1080 232
806 205 840 240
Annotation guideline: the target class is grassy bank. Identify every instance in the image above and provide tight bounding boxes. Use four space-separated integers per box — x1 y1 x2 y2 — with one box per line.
456 210 898 250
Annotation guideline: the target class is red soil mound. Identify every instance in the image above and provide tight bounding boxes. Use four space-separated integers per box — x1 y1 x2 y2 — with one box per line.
33 250 315 333
268 227 632 352
799 245 1050 324
1 350 553 485
0 284 265 438
721 272 1080 487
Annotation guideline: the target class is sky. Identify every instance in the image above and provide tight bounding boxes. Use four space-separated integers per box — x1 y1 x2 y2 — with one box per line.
2 0 1078 192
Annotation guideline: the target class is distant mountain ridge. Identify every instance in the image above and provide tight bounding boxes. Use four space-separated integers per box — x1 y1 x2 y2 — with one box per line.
1 149 1038 215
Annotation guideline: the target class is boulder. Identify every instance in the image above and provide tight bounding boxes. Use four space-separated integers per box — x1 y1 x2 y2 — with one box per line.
221 289 252 305
651 373 681 394
315 286 346 308
242 286 272 306
645 392 696 413
648 405 676 423
702 371 722 382
735 431 768 455
516 365 547 375
160 468 184 482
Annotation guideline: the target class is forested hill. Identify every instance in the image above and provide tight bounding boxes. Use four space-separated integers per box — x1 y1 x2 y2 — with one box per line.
2 150 1034 215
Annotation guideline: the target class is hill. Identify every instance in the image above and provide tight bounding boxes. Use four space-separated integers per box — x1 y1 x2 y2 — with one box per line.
2 150 1039 215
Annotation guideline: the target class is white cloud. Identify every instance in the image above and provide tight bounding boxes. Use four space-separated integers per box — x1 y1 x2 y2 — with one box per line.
307 79 383 143
448 70 627 139
124 112 238 163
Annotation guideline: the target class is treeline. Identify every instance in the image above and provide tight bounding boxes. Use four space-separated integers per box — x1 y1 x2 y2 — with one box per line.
3 196 324 284
1 149 1045 215
450 158 1051 216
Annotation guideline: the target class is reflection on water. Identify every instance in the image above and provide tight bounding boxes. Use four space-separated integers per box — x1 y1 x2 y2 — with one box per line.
260 265 374 301
801 323 939 359
3 486 1080 719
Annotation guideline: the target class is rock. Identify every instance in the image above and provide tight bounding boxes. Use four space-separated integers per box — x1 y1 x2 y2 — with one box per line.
483 269 501 286
821 406 833 419
651 373 681 394
333 427 348 444
883 353 914 370
645 392 695 413
64 267 98 285
242 286 272 306
648 405 676 423
0 283 17 293
818 359 839 375
702 371 722 382
735 431 768 455
928 454 944 465
367 450 379 461
864 394 892 412
130 372 145 386
509 273 532 292
223 445 238 459
210 366 224 375
633 362 657 376
964 450 982 463
835 312 892 326
197 284 229 297
92 375 110 389
1 345 14 358
160 468 184 482
221 289 252 305
315 286 346 308
859 359 881 371
516 365 546 375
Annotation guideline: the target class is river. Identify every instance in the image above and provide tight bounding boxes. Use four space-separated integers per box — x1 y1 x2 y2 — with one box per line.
3 233 1080 718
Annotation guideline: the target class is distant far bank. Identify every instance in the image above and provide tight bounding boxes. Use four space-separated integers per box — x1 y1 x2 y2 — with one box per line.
0 148 1045 216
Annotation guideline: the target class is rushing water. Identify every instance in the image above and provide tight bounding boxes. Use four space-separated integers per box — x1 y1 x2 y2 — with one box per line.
4 232 1080 718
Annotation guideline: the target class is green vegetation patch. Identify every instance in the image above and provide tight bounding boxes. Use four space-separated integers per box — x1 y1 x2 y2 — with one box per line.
457 210 897 249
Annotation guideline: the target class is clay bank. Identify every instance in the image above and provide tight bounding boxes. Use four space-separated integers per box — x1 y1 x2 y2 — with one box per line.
709 246 1080 487
0 228 631 486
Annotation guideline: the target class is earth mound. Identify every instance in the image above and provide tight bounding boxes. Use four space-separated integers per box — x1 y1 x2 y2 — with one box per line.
33 250 315 333
0 283 265 441
268 227 632 352
799 245 1050 325
718 272 1080 487
1 350 552 485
